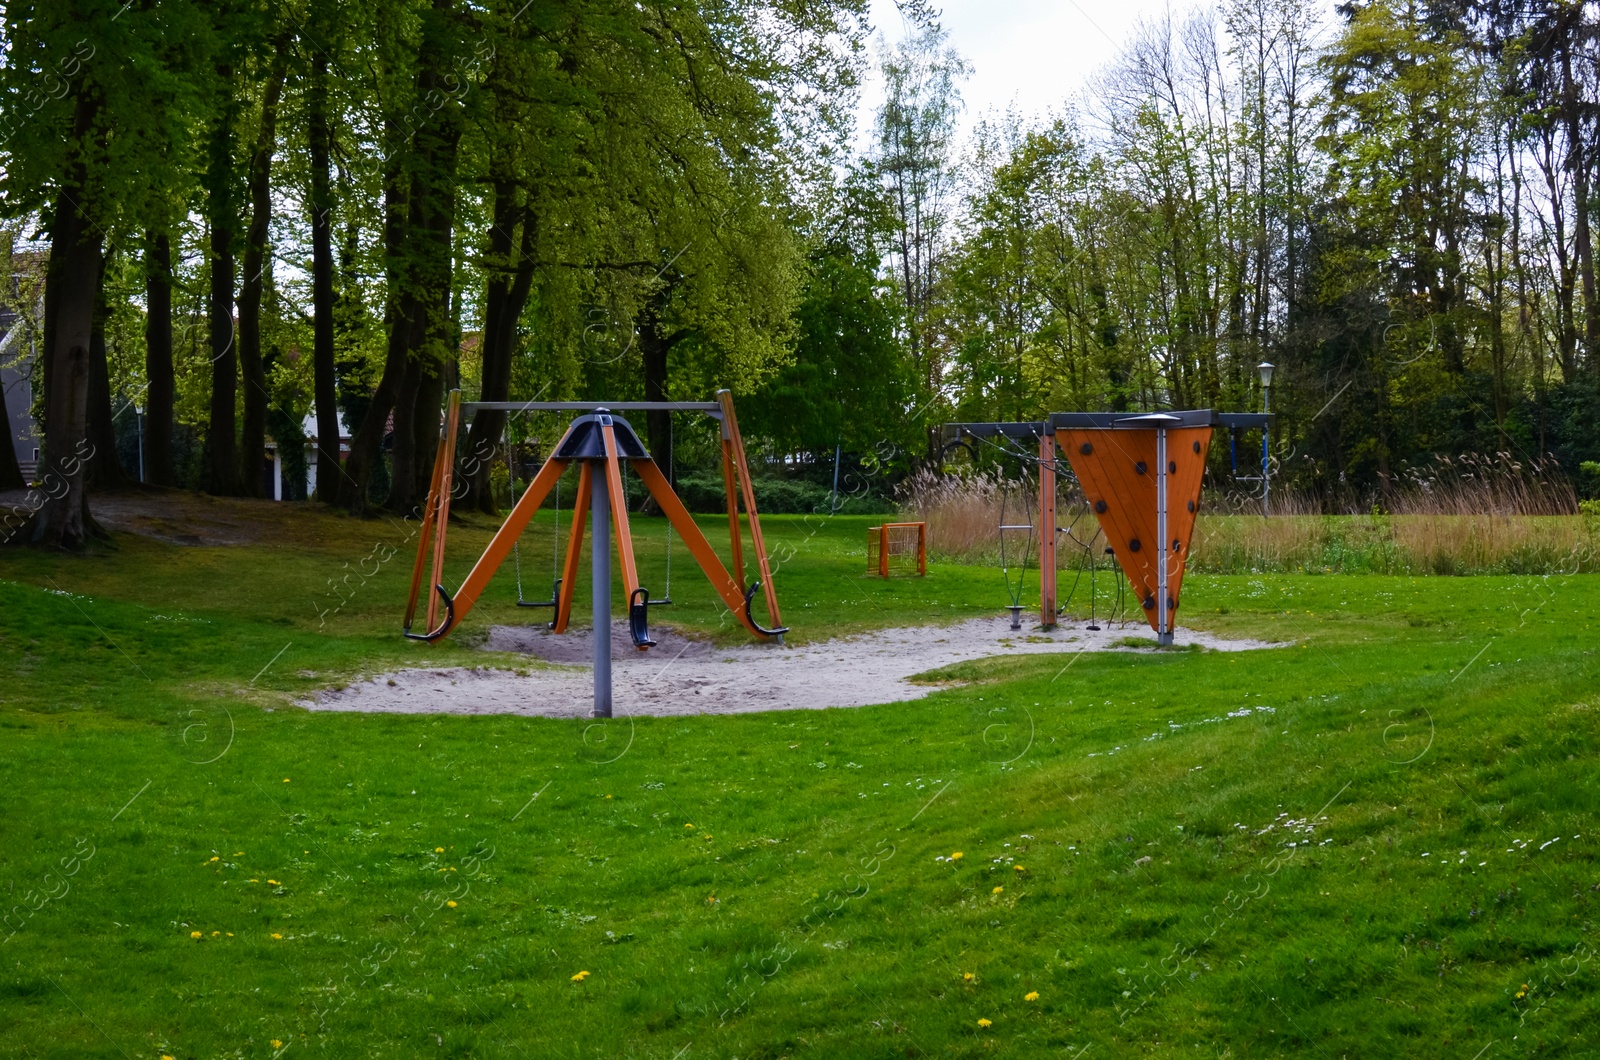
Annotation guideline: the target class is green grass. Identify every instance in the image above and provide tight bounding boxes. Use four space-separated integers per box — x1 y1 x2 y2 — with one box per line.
2 497 1599 1057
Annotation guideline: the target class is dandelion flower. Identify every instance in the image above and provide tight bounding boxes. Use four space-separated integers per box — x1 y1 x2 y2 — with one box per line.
283 778 290 783
211 931 220 937
267 879 280 886
992 886 1004 895
1013 865 1026 872
226 933 234 937
209 856 219 862
571 970 590 981
435 847 444 853
963 972 975 981
685 823 695 829
271 933 283 940
605 795 612 799
977 1018 992 1028
271 1040 283 1049
190 931 202 940
950 852 964 861
447 900 458 908
1025 991 1039 1001
703 834 713 840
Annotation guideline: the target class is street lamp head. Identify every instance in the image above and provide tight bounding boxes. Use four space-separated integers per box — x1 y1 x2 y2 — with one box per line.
1257 361 1276 388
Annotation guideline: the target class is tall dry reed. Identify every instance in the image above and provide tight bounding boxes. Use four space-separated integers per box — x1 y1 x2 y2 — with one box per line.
901 457 1598 575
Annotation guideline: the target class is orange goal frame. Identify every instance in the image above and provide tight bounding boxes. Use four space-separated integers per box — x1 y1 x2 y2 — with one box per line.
867 521 927 578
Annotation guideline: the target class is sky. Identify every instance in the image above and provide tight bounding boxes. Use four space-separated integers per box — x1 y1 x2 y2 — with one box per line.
859 0 1192 141
857 0 1337 145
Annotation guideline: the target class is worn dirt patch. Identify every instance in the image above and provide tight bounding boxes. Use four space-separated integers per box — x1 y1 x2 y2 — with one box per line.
303 615 1282 718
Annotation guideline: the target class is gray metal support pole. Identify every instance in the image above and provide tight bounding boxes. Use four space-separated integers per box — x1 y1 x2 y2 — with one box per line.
830 443 842 513
1261 386 1272 516
1156 427 1172 646
591 466 612 717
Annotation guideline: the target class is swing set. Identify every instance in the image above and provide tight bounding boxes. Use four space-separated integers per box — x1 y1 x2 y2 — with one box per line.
402 389 787 716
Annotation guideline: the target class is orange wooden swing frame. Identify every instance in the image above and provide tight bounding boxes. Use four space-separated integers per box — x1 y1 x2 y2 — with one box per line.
402 389 786 646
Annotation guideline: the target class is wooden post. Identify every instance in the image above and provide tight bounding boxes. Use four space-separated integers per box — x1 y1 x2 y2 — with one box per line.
552 463 591 634
719 435 745 590
424 391 462 630
879 524 889 578
717 390 782 630
1039 428 1056 628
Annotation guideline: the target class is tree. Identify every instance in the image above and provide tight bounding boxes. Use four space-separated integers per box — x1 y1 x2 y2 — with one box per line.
874 22 969 437
0 0 207 544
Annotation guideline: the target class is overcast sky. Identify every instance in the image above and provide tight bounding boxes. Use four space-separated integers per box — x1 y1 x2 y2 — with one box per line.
857 0 1183 142
856 0 1338 146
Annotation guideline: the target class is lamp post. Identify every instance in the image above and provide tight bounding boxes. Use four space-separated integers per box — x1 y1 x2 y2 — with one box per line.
1257 362 1275 515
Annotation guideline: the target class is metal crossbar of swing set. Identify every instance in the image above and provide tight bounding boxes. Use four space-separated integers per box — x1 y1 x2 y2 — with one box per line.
943 410 1273 440
460 400 725 415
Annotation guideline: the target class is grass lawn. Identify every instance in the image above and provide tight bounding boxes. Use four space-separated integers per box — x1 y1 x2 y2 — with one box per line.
2 495 1598 1058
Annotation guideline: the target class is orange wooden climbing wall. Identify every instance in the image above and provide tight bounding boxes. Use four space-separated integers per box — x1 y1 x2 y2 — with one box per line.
1058 426 1213 632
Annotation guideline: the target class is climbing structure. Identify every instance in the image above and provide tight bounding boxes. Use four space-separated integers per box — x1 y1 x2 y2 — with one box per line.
944 409 1267 643
1054 413 1212 644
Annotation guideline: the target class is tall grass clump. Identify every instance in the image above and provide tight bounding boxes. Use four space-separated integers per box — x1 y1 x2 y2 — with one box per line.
899 467 1056 567
904 454 1598 575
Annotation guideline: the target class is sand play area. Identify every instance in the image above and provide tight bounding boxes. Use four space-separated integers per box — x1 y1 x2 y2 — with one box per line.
303 615 1279 718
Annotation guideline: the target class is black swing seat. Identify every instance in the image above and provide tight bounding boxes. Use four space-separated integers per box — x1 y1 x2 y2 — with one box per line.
629 587 657 649
516 578 561 608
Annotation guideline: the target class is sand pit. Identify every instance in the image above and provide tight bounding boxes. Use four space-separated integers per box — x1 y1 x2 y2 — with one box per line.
303 615 1281 718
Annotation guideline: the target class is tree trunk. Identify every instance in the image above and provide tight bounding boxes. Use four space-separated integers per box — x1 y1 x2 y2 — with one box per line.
31 182 104 548
308 51 341 502
1560 34 1600 364
463 185 536 513
86 257 128 491
143 230 176 486
640 300 674 475
238 51 289 498
338 2 463 514
205 75 240 496
337 122 409 513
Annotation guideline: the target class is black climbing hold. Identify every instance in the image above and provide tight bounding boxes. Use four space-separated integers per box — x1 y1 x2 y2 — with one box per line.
1167 596 1176 611
1135 461 1147 474
1173 539 1181 552
1129 538 1142 552
1080 442 1094 455
1142 596 1155 611
1169 461 1177 473
1094 499 1107 513
1192 440 1201 453
1187 500 1196 513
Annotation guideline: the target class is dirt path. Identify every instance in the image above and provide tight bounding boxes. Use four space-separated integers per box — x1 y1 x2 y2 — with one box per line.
303 616 1281 718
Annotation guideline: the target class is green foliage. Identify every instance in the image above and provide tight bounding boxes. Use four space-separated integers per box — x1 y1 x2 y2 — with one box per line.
742 242 915 458
673 471 895 515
